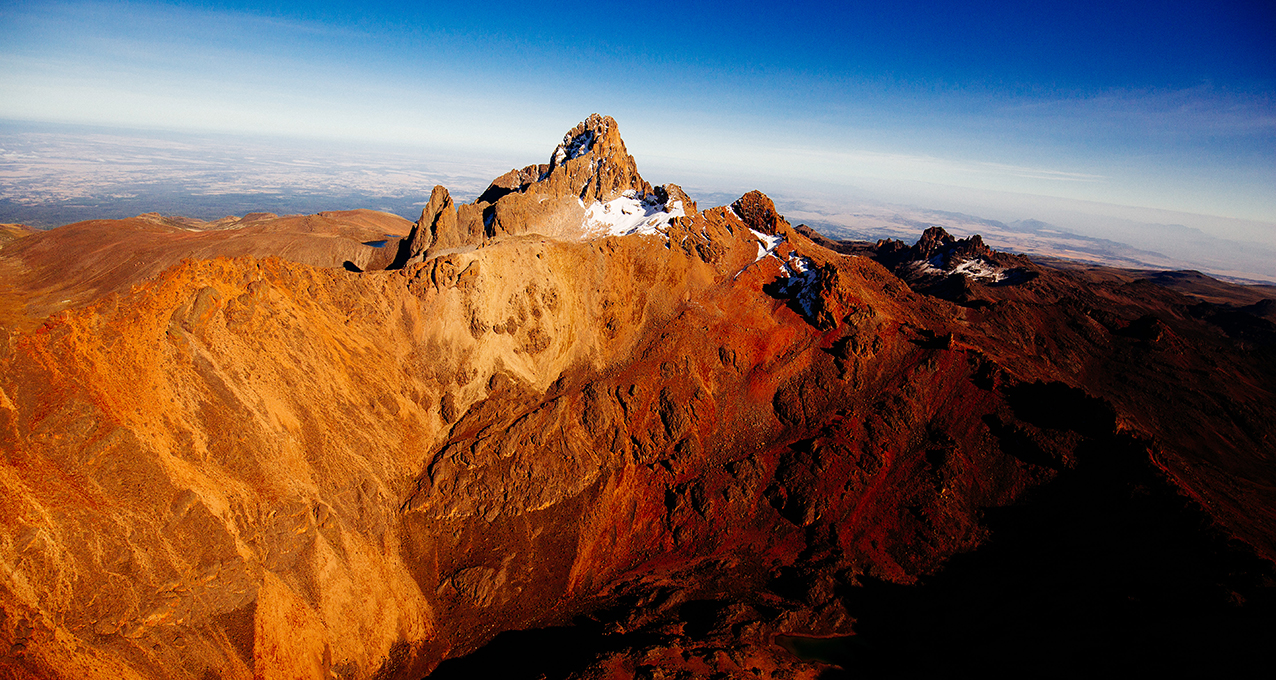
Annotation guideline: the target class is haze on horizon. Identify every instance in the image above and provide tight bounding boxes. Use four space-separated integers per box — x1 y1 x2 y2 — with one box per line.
1 0 1274 278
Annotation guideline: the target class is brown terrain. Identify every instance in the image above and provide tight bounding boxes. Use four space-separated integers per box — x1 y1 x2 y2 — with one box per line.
1 114 1274 679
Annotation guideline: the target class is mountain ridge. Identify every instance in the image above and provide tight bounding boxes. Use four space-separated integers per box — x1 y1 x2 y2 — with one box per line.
1 115 1273 679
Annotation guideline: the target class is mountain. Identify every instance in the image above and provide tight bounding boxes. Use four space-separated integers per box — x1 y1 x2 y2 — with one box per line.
1 116 1273 679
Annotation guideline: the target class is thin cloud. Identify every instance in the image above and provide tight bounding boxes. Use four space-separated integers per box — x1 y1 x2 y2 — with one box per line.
759 145 1106 188
974 161 1106 182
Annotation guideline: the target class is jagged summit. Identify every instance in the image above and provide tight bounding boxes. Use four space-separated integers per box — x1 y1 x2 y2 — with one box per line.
471 113 650 208
874 226 1017 283
392 114 691 266
550 123 594 165
855 225 1040 306
538 113 651 203
913 225 994 264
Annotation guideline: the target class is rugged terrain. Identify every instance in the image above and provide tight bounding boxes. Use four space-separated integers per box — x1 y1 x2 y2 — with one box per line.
1 115 1274 679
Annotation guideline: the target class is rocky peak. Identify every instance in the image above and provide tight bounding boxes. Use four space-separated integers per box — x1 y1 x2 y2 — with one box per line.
535 113 652 204
387 116 695 254
913 226 955 260
546 114 611 171
731 191 786 235
911 226 995 268
454 115 691 244
866 226 1038 303
655 183 696 216
390 185 457 268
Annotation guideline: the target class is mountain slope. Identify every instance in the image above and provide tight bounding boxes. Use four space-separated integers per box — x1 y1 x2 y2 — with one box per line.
1 116 1273 679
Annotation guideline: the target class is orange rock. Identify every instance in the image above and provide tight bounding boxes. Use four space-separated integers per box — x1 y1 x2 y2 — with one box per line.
1 116 1273 680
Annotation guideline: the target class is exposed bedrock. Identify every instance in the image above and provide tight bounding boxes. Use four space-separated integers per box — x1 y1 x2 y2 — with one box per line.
1 115 1273 679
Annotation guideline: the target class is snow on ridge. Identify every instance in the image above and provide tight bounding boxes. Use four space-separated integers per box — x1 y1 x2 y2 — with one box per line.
951 259 1006 281
581 190 685 238
579 195 823 323
739 228 823 320
552 130 596 166
912 257 1006 282
750 228 784 262
777 254 821 317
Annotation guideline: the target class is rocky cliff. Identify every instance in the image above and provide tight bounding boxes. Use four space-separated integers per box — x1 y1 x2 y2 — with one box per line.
1 116 1273 679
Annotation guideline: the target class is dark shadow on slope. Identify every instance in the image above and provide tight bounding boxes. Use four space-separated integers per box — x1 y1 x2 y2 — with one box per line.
761 270 834 331
385 235 415 270
1190 301 1276 349
428 382 1276 679
819 432 1276 679
1004 380 1116 438
426 618 662 680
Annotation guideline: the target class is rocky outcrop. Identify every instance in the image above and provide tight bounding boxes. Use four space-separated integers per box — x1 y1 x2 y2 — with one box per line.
387 114 681 251
474 164 550 205
416 185 458 255
914 225 994 263
732 190 786 235
867 226 1037 304
481 114 656 241
539 113 652 204
657 182 696 215
875 226 999 269
389 185 464 268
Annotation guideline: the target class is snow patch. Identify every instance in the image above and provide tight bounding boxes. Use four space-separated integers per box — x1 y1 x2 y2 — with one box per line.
741 232 823 322
951 259 1006 281
581 190 685 238
912 257 1006 282
776 255 821 318
552 130 596 166
750 228 784 262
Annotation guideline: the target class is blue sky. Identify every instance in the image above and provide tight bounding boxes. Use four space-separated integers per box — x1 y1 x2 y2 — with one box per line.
2 1 1274 232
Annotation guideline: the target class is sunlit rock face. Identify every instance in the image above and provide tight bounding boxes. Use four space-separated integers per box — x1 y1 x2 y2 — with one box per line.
2 116 1274 679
